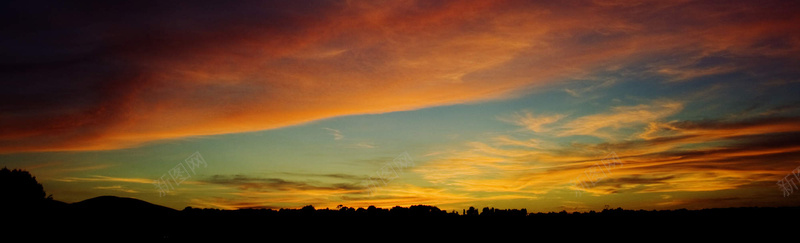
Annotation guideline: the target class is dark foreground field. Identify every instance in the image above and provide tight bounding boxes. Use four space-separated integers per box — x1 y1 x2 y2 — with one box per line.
4 195 795 240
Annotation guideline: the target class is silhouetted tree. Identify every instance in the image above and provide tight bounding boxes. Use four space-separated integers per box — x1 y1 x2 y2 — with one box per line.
301 205 315 215
467 206 478 216
367 205 377 215
481 207 491 216
0 167 48 208
390 206 407 216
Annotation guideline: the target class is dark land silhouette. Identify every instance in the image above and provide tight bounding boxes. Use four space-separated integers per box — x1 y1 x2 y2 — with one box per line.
1 167 795 239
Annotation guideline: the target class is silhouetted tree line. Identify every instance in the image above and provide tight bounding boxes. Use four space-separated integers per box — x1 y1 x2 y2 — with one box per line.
178 204 800 220
182 204 460 218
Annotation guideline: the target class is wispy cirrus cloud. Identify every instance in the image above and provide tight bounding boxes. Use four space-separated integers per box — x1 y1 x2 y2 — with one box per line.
352 142 376 149
558 101 683 138
323 128 344 140
93 185 139 193
499 111 565 133
55 175 153 184
416 96 800 209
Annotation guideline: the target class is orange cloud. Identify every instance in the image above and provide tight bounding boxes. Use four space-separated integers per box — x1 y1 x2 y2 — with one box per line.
558 101 683 138
2 0 799 153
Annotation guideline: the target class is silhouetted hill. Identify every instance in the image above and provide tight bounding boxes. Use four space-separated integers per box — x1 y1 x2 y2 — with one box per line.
8 196 182 240
40 197 69 210
70 195 177 215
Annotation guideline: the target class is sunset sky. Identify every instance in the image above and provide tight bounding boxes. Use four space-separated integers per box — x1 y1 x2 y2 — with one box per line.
2 0 800 212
